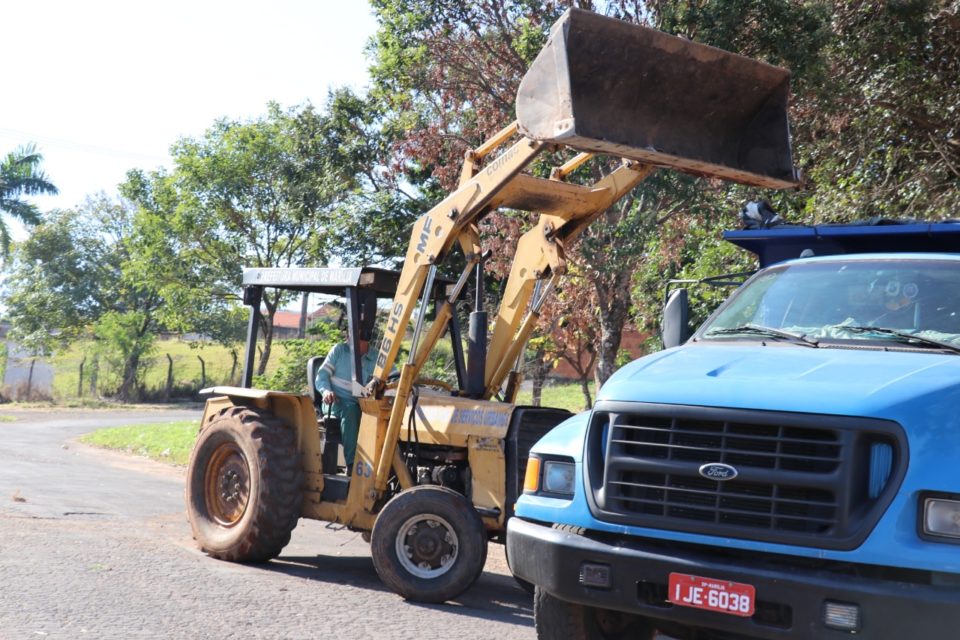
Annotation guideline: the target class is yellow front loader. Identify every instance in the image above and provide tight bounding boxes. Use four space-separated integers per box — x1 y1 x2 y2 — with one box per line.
185 8 798 603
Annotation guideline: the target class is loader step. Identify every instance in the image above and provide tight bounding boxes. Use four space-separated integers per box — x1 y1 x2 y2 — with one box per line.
320 475 350 502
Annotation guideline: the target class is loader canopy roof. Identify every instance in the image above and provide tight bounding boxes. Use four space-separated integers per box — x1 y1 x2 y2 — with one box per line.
242 267 452 299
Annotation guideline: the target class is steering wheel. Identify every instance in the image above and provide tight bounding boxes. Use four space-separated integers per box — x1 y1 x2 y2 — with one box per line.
867 299 921 329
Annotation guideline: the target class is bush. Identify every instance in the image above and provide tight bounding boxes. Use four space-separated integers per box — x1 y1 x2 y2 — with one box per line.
254 322 340 393
420 340 458 385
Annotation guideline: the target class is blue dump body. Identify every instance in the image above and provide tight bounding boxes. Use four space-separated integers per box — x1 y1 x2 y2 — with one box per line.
508 223 960 638
725 220 960 267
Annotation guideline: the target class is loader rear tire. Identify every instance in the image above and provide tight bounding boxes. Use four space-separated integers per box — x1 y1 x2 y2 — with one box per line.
371 485 487 603
185 406 302 563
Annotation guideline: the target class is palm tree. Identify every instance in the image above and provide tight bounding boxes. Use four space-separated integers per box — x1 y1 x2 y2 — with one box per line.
0 143 58 256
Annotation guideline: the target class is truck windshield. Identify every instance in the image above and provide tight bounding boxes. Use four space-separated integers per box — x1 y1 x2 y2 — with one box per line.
699 258 960 348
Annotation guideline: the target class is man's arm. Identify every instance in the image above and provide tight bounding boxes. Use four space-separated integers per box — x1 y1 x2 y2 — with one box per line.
315 344 346 405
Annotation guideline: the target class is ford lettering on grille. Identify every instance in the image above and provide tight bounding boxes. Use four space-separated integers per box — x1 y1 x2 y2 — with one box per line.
699 463 738 481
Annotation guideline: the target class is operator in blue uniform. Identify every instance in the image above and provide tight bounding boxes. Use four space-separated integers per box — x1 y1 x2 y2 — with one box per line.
314 329 376 471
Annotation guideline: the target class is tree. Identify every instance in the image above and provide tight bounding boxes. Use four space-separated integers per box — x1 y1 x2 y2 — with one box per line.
796 0 959 220
537 279 600 410
123 104 341 375
2 196 165 400
289 90 432 267
0 144 58 257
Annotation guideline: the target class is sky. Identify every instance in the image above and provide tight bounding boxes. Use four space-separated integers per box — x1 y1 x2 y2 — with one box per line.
2 0 378 226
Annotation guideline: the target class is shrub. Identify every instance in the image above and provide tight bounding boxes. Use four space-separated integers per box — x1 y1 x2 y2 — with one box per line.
254 322 341 393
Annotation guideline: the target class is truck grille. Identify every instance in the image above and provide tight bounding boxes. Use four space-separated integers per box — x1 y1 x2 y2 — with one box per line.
585 403 905 550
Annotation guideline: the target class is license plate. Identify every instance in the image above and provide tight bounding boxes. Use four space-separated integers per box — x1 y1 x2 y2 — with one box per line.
668 572 755 617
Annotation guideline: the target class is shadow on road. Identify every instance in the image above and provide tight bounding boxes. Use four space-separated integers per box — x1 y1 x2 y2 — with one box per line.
260 554 534 628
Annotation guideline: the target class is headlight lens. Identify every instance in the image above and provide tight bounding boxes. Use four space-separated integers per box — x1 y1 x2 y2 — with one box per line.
543 460 576 496
923 496 960 540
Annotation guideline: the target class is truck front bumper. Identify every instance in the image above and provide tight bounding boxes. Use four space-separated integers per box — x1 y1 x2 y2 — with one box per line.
507 517 959 639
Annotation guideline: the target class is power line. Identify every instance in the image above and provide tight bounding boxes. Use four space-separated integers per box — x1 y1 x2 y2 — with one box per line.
0 127 171 165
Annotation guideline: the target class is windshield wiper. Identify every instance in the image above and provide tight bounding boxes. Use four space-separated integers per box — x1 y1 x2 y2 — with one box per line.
829 325 960 354
706 324 819 347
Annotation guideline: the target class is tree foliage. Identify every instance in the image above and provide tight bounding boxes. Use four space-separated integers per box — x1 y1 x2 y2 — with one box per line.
297 89 432 266
3 196 165 399
798 0 959 220
122 104 341 374
0 144 58 257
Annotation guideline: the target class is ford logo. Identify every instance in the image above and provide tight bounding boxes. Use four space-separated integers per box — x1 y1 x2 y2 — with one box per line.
699 463 738 482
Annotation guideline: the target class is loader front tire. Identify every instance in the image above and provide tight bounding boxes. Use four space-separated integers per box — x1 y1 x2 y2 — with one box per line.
371 485 487 603
185 406 302 563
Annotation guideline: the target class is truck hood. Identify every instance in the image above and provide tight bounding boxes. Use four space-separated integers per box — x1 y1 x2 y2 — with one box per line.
599 343 960 418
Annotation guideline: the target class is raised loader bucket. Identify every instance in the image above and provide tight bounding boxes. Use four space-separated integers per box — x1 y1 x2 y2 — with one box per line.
517 8 798 189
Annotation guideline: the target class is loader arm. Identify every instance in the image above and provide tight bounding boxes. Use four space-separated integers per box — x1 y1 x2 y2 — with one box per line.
482 157 657 398
364 6 798 503
369 125 546 390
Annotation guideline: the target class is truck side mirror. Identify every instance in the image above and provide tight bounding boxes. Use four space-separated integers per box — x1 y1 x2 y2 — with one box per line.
662 288 690 349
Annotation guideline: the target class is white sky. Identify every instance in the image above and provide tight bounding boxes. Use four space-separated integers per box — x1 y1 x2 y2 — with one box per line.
1 0 378 221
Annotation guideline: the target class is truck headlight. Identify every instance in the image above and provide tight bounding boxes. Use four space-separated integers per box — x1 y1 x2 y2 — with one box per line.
522 455 576 498
543 460 576 496
921 493 960 542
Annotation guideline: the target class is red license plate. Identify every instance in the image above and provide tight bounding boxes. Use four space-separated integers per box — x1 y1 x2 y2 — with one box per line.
668 573 755 617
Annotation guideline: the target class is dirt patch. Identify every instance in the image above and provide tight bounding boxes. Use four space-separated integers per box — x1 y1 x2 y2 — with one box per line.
71 439 187 481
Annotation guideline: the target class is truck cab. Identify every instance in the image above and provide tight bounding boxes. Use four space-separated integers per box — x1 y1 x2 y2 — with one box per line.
508 221 960 639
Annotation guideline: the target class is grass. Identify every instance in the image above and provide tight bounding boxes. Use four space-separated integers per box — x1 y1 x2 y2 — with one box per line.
516 380 595 413
49 339 289 401
80 420 200 466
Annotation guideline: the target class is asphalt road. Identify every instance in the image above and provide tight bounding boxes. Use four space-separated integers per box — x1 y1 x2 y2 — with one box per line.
0 408 536 640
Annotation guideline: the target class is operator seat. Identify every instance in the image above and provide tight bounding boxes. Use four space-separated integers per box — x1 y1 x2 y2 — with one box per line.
308 353 343 476
306 355 324 411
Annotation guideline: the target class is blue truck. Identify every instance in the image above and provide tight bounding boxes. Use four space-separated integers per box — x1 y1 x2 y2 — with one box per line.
507 221 960 639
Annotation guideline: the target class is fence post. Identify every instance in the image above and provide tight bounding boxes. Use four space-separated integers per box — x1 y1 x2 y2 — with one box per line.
78 357 86 398
197 355 206 389
26 358 36 401
89 354 99 397
165 353 174 399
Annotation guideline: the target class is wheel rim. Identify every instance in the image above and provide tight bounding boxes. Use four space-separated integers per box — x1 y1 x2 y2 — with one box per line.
395 513 459 579
204 442 250 526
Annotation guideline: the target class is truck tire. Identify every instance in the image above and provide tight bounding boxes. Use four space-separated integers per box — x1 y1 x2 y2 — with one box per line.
185 406 303 562
371 485 488 603
535 587 657 640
